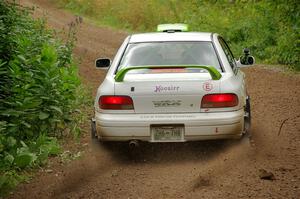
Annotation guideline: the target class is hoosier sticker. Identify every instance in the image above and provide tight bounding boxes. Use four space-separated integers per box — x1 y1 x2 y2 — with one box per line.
154 85 179 93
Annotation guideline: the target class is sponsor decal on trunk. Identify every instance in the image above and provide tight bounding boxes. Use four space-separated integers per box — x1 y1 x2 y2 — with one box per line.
154 85 179 93
203 82 213 91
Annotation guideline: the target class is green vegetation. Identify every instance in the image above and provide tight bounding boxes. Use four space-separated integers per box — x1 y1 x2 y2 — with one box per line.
0 1 86 195
56 0 299 70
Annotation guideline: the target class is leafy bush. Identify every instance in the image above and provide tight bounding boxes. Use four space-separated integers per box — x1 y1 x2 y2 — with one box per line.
0 1 82 195
56 0 299 70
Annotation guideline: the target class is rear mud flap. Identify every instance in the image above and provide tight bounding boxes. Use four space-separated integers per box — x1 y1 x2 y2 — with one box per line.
91 118 97 139
244 96 251 138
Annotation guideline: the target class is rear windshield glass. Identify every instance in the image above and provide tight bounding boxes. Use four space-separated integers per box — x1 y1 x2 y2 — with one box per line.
118 42 221 73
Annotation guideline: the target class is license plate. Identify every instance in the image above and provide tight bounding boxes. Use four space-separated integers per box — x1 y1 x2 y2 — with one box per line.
151 125 184 142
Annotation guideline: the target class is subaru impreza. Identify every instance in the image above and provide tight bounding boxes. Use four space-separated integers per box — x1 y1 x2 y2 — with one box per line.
91 24 254 144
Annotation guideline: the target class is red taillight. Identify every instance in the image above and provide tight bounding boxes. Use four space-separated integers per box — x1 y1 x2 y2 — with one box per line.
99 96 134 110
201 94 238 108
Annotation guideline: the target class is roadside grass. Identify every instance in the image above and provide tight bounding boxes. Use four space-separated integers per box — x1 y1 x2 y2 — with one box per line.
54 0 299 71
0 1 92 196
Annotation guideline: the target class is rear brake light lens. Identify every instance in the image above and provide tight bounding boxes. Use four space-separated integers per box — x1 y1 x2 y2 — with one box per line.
201 94 238 108
99 96 134 110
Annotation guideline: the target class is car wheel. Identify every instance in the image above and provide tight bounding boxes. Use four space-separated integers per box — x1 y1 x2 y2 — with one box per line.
244 96 251 137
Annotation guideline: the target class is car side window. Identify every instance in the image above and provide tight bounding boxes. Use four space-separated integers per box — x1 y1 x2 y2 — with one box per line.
218 37 237 73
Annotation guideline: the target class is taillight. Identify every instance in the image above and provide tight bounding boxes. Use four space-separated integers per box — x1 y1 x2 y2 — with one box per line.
201 94 238 108
99 96 134 110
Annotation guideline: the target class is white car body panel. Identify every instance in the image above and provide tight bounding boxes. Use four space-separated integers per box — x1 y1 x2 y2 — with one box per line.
93 31 251 142
129 32 212 43
95 110 244 142
114 74 221 114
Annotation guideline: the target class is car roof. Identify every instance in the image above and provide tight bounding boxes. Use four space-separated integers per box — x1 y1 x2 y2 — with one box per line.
129 32 213 43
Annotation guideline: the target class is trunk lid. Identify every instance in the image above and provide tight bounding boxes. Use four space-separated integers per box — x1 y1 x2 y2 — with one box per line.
114 73 220 113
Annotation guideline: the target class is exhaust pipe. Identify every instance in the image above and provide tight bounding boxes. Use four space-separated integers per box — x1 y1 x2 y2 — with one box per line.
129 140 139 148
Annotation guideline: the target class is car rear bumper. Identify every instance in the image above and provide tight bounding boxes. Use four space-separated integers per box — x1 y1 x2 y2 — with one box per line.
94 109 244 142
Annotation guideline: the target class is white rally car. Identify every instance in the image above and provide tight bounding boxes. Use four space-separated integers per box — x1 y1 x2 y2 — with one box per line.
91 24 254 145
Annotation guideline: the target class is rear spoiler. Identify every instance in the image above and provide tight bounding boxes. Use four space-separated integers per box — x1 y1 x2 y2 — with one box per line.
115 65 222 82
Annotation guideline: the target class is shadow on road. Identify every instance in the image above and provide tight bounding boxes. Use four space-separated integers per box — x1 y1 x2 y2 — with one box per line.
91 138 249 164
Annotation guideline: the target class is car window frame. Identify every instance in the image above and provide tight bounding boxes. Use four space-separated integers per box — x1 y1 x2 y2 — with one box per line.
115 41 223 74
218 36 238 74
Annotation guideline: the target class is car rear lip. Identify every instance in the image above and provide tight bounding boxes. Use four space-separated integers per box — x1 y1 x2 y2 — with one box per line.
94 109 244 141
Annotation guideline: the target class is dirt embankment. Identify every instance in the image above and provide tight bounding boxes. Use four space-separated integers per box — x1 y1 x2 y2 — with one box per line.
10 0 300 198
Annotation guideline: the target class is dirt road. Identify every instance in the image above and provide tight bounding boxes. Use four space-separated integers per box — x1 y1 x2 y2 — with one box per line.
11 1 300 198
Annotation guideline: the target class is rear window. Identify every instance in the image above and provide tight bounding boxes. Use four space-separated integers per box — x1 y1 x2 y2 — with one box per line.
118 42 221 74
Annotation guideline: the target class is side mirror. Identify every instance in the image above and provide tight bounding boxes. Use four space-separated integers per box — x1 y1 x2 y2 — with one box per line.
239 48 255 65
95 58 111 69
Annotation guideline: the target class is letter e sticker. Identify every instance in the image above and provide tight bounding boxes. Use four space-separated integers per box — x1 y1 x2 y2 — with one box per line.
203 82 213 91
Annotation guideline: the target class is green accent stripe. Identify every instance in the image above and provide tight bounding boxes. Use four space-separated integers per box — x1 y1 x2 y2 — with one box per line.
115 65 222 82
